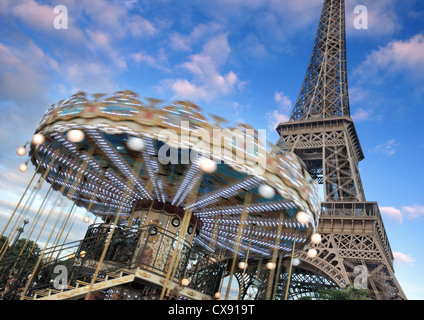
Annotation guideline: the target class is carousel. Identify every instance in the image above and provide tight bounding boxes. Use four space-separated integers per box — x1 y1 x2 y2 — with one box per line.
0 90 321 300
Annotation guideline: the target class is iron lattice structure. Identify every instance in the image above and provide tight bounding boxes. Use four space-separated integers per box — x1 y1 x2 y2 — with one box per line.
290 0 350 122
274 0 406 299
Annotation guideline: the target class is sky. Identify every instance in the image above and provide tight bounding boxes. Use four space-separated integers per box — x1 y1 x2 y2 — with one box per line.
0 0 424 299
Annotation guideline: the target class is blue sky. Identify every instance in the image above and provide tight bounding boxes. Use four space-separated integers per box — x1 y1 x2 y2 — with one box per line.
0 0 424 299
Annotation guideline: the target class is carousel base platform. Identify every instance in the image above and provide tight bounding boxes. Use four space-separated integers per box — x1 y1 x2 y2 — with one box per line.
27 267 213 301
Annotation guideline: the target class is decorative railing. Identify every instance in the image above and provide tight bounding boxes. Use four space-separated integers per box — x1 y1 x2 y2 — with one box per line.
0 223 223 300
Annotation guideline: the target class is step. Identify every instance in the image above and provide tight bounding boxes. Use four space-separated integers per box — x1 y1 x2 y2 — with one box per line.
63 285 75 290
92 276 106 282
76 280 90 288
34 290 49 297
120 269 135 276
105 272 119 279
48 288 61 294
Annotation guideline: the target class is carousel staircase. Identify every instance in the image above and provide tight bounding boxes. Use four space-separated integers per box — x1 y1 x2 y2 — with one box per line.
27 267 213 300
30 268 136 300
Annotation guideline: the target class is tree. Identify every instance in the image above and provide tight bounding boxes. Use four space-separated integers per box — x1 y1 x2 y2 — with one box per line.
0 237 41 275
316 284 372 300
9 238 41 272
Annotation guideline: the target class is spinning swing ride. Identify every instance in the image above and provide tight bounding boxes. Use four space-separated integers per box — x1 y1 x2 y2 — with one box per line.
1 90 321 300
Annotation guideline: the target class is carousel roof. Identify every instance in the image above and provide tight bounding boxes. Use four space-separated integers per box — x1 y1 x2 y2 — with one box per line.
29 90 321 259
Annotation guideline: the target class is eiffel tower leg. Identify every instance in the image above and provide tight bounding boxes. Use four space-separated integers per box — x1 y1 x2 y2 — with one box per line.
304 202 407 300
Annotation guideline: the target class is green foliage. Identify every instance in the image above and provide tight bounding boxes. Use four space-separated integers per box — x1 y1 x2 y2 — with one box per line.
0 236 42 274
315 284 372 300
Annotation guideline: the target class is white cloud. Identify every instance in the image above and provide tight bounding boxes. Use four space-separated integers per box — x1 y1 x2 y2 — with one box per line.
238 33 268 59
274 91 292 112
86 29 110 49
131 49 170 72
171 79 208 100
393 252 415 265
380 206 403 224
169 22 224 52
380 204 424 224
366 34 424 73
265 91 292 132
10 0 84 42
1 0 161 98
266 110 290 132
351 107 372 122
0 194 90 250
345 0 401 36
64 62 117 93
169 34 243 101
402 204 424 219
348 87 370 104
372 139 399 156
129 16 158 37
0 40 58 103
0 38 59 171
11 0 57 32
354 34 424 89
181 0 323 58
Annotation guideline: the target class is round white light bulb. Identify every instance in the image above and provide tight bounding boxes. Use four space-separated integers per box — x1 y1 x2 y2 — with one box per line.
83 216 90 223
66 129 85 143
31 133 45 145
198 157 217 173
16 146 27 157
238 261 247 269
126 136 145 151
296 211 310 224
19 163 28 172
266 261 276 270
311 233 322 245
214 292 221 299
258 184 275 199
292 258 301 266
181 278 189 286
307 248 318 258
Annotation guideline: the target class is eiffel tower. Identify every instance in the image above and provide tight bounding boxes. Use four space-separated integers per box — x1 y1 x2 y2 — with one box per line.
275 0 406 300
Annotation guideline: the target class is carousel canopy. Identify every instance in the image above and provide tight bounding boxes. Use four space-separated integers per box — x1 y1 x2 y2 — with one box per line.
29 90 320 260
